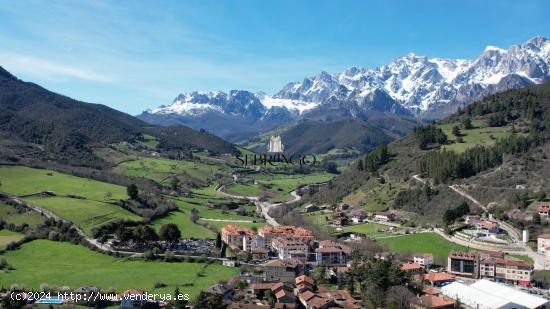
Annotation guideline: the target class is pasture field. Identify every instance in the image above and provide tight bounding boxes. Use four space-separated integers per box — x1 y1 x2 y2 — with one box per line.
0 240 238 300
23 196 141 235
151 197 264 237
376 232 469 258
224 183 264 197
0 166 127 200
114 157 229 184
0 229 24 249
226 172 333 202
438 119 515 153
0 202 45 228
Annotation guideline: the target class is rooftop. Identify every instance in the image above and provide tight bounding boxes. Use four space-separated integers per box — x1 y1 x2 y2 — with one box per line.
413 295 454 308
263 258 303 268
442 280 549 309
259 225 314 237
222 224 255 236
400 261 423 271
424 272 455 282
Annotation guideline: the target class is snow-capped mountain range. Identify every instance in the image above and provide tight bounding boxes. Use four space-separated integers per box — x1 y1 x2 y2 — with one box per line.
140 36 550 139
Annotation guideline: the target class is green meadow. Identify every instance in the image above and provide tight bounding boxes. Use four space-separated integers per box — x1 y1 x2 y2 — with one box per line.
0 240 238 300
438 119 516 153
0 166 128 200
0 166 140 235
375 232 469 258
23 196 141 235
226 172 333 202
114 157 229 184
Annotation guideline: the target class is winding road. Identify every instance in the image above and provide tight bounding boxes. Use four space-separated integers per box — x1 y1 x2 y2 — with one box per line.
411 175 544 270
215 175 303 227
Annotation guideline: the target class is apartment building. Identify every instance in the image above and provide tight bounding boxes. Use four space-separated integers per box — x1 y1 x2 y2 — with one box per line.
271 237 309 262
258 226 315 246
447 252 480 278
221 225 255 251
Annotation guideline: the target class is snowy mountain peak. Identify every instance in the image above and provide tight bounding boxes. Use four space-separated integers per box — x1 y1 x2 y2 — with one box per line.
274 36 550 114
144 36 550 123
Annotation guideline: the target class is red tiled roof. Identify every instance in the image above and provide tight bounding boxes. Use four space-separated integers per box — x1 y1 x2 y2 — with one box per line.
413 295 454 308
299 290 315 302
296 275 315 286
538 233 550 239
479 220 498 229
259 225 315 237
494 258 533 268
422 286 440 295
423 272 455 282
400 261 423 271
222 224 254 236
249 283 275 290
263 258 303 268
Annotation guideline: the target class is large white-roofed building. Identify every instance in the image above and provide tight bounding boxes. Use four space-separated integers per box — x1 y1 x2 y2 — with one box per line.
441 279 549 309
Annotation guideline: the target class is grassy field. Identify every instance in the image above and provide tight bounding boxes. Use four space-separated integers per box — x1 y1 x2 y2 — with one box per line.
439 119 515 153
0 230 24 249
0 166 140 235
114 157 229 184
151 197 265 237
0 202 45 228
0 240 238 300
376 232 470 258
227 173 333 202
341 223 397 238
24 196 141 235
0 166 128 200
152 209 215 239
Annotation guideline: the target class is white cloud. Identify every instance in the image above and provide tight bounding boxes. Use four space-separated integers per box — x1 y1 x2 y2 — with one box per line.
0 52 113 82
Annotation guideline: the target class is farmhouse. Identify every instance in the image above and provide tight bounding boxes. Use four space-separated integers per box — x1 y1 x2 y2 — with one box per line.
400 261 424 275
413 253 434 268
373 212 396 222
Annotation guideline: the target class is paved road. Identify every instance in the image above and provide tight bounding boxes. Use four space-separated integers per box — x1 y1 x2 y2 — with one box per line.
216 174 303 227
412 175 545 270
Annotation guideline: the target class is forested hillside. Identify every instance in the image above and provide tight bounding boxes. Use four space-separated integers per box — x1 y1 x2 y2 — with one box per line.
0 66 236 167
302 81 550 224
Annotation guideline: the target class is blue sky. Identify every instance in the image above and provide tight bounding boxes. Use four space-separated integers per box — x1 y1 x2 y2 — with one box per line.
0 0 549 114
